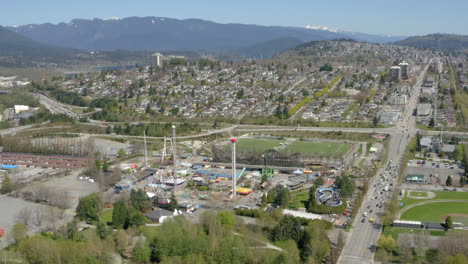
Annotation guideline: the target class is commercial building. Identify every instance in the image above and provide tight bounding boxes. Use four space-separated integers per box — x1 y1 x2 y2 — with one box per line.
399 61 409 79
417 103 432 116
405 174 424 182
389 94 408 105
389 66 401 81
379 111 401 124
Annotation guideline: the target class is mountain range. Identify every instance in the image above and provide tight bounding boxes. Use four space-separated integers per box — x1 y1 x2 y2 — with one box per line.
395 34 468 52
6 16 405 55
1 16 468 69
0 26 76 67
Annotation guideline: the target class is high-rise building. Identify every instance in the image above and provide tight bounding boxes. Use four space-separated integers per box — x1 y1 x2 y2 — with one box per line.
389 66 401 81
152 53 162 68
399 61 409 79
434 60 443 73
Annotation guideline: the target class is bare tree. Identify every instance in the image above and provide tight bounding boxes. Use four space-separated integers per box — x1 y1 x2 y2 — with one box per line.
34 207 45 227
16 208 33 226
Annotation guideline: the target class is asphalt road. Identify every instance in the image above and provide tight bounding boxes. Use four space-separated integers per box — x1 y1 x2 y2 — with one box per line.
338 60 431 264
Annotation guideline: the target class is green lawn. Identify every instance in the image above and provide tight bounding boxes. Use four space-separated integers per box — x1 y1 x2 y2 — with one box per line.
282 141 351 158
99 209 113 225
233 139 284 153
409 191 428 197
137 225 161 240
400 202 468 222
288 191 309 209
400 190 468 208
382 226 445 240
382 226 422 240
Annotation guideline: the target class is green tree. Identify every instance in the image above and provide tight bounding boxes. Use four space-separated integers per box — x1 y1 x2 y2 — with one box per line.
96 221 112 239
10 222 28 244
112 200 129 229
130 189 151 212
275 185 290 207
308 186 318 212
446 253 468 264
377 234 396 253
76 193 99 221
319 63 333 72
445 216 454 228
129 208 147 227
133 241 151 263
216 211 237 229
446 175 453 186
315 177 325 186
236 89 244 99
0 176 13 194
117 148 126 157
335 175 356 198
168 192 178 211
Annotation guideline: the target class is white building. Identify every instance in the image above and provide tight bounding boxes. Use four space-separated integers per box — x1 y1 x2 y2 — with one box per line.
14 105 30 114
152 53 163 68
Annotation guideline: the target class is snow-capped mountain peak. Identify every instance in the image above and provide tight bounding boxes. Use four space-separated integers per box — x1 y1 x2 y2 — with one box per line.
305 25 341 33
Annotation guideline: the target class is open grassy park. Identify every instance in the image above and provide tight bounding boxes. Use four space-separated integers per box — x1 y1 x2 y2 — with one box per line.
283 141 351 158
401 190 468 208
399 190 468 223
400 202 468 222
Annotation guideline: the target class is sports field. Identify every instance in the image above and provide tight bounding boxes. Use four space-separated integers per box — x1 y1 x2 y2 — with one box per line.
235 139 284 153
400 202 468 222
282 141 351 158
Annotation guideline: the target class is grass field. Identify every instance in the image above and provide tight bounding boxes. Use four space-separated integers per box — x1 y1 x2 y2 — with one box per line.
234 139 284 153
288 191 309 209
400 202 468 222
283 141 351 158
401 190 468 208
383 227 446 240
409 191 428 197
98 209 113 225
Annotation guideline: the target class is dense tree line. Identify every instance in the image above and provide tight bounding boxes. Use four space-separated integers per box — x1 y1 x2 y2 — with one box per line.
19 108 74 125
30 81 87 106
109 122 201 137
3 205 339 264
0 90 39 111
91 98 121 122
263 184 291 207
50 89 87 106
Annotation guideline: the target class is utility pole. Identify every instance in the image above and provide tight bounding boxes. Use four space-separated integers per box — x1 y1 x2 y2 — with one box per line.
172 125 177 181
144 130 148 169
231 138 237 199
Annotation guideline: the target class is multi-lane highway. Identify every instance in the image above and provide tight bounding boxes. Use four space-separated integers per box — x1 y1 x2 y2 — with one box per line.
338 61 431 264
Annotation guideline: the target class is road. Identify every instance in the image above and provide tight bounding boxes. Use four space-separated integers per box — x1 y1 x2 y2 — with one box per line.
338 60 431 264
33 92 101 119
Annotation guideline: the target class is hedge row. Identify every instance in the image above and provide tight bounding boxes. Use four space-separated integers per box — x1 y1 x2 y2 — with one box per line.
288 75 342 116
314 76 342 98
309 200 347 215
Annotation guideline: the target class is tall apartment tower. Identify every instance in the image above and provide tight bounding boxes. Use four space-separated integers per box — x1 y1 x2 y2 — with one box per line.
399 61 409 79
389 66 401 81
152 53 162 68
435 60 443 73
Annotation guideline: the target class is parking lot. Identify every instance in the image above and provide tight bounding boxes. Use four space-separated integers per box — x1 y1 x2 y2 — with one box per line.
406 160 464 186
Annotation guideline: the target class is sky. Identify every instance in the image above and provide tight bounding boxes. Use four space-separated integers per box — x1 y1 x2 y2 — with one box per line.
3 0 468 36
